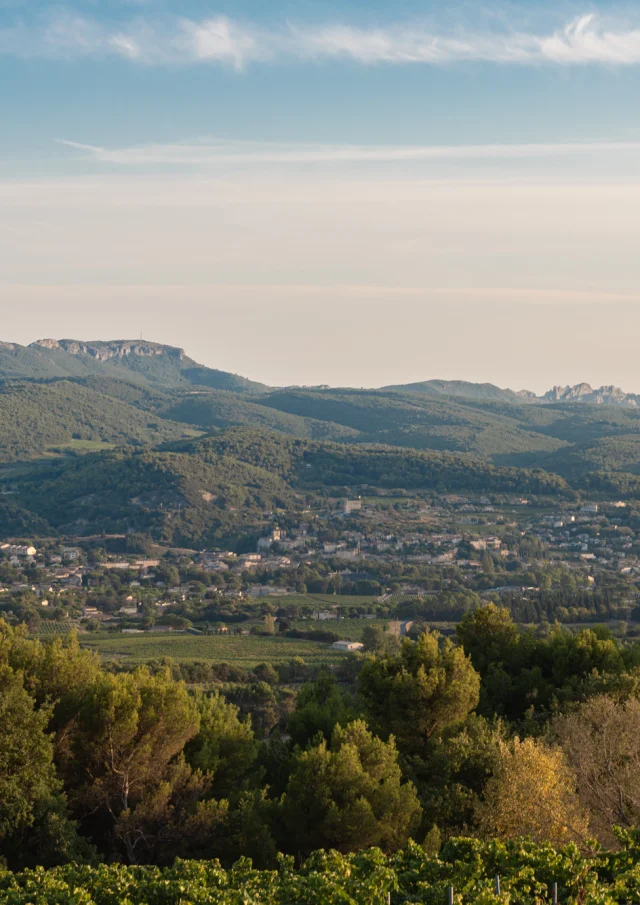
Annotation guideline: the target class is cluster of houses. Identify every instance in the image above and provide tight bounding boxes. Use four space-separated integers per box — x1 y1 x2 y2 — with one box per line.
3 490 640 640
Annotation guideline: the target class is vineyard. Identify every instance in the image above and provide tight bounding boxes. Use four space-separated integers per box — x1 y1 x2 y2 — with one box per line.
289 616 390 640
3 835 640 905
80 631 347 667
34 621 73 636
277 594 381 609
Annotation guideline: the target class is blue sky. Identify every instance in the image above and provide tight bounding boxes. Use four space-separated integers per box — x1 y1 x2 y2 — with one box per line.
4 0 640 389
5 0 640 156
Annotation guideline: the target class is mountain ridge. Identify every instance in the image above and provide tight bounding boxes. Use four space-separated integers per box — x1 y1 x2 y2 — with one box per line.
0 337 268 395
382 378 640 407
4 339 640 526
1 337 639 406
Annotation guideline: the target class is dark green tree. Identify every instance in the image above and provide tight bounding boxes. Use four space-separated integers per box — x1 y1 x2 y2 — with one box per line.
287 669 358 748
280 720 421 858
0 664 90 869
62 666 201 861
185 691 257 798
362 624 400 655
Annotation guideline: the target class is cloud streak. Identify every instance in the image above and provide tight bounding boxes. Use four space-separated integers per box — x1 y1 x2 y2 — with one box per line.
55 137 640 167
5 11 640 68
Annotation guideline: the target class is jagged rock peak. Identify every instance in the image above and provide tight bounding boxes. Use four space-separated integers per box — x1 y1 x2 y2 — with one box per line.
542 383 639 406
543 383 592 402
30 338 185 362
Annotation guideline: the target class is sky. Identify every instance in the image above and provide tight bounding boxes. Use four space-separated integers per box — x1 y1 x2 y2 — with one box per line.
4 0 640 391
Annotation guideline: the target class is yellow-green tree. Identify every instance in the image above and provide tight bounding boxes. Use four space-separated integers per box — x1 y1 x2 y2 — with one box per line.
359 630 480 756
476 736 589 846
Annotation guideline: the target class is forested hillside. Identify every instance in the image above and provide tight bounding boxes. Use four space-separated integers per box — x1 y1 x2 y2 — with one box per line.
158 390 358 441
10 420 640 547
12 441 299 545
381 378 529 401
258 389 568 457
0 427 572 544
0 381 195 461
0 378 353 465
258 388 640 473
5 339 640 486
193 429 569 494
5 340 640 515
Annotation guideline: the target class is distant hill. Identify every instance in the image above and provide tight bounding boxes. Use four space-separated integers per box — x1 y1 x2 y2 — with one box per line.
4 337 640 494
257 388 569 458
4 336 640 406
159 390 358 442
385 377 640 407
381 379 534 402
0 379 361 464
0 338 269 395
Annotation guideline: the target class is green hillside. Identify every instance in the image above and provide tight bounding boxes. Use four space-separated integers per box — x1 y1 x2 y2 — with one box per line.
0 342 82 381
5 338 640 496
159 390 359 440
0 499 55 537
257 389 640 479
15 440 299 545
258 389 569 457
0 380 196 462
5 376 639 481
2 428 571 543
193 428 570 494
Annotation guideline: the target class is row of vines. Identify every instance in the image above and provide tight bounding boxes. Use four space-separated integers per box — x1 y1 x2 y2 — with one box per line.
4 834 640 905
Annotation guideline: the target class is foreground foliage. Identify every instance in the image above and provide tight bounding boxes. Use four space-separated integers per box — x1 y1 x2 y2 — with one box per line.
6 834 640 904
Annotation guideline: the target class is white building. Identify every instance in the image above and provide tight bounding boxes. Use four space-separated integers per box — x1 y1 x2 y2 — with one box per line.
331 640 364 652
1 543 36 557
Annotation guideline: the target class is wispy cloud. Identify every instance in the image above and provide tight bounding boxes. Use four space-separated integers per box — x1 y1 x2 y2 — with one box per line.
6 10 640 67
55 136 640 167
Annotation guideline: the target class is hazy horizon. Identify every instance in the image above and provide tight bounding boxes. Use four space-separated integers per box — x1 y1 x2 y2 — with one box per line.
6 310 640 397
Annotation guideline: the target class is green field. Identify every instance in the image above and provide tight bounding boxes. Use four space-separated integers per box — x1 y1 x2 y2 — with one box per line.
63 439 116 451
282 594 381 609
80 632 347 667
291 617 389 640
361 495 415 505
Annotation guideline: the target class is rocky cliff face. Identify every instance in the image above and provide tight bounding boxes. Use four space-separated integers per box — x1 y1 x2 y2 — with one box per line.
541 383 640 406
31 339 185 362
